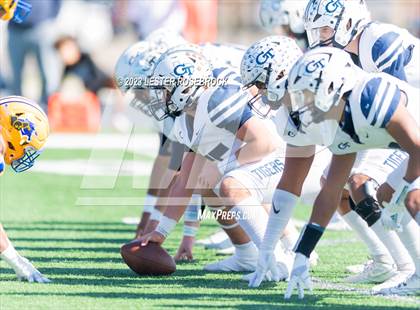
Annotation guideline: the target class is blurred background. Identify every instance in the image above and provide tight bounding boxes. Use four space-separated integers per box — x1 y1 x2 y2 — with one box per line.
0 0 419 133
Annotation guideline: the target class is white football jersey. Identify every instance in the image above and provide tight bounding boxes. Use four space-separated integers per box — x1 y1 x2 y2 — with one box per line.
172 67 280 171
358 22 419 88
277 73 419 155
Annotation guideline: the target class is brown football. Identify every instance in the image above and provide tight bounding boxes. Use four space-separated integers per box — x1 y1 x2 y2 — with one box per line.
120 240 176 276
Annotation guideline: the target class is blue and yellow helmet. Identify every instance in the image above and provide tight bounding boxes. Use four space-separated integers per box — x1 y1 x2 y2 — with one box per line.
0 0 31 23
0 96 49 173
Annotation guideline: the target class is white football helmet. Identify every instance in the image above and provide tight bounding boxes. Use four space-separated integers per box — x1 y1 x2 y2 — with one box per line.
114 41 154 93
145 27 187 51
149 45 213 120
240 35 302 116
114 41 160 116
304 0 371 48
287 47 363 145
259 0 307 34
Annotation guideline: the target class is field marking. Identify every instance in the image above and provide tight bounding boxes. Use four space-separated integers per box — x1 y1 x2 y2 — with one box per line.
31 159 152 176
44 133 158 153
313 277 420 305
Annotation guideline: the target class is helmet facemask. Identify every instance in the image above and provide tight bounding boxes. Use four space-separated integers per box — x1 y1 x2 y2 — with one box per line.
241 35 302 118
304 0 371 49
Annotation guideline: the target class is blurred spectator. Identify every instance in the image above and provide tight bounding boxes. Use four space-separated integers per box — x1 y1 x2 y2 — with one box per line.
54 35 113 95
7 0 62 111
116 0 186 39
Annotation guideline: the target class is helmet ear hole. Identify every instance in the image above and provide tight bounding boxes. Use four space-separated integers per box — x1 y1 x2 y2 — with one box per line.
328 82 334 94
346 19 352 31
7 142 15 151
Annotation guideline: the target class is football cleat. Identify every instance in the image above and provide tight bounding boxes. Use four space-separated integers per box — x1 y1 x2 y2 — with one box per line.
203 253 258 272
345 260 373 274
216 246 235 255
372 265 414 294
375 274 420 296
196 230 232 249
344 259 397 284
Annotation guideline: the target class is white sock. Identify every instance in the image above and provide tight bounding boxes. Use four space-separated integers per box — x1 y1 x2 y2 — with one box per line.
342 211 392 263
232 197 268 248
280 224 299 251
370 220 412 270
261 189 298 251
398 211 420 277
234 241 258 259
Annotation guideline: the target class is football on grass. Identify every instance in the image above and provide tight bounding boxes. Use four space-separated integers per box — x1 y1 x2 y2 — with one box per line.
120 240 176 276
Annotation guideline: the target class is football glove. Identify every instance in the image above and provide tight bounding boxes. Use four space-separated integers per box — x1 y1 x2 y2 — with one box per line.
247 249 280 287
284 253 312 299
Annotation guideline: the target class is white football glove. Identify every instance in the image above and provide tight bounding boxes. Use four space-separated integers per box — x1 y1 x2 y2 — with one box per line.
247 249 280 287
380 201 405 231
284 253 312 299
11 255 51 283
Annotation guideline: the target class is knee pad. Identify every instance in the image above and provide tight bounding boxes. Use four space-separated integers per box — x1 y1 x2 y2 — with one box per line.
350 196 382 227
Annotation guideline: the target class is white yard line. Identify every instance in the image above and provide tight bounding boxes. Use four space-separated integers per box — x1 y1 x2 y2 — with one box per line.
44 133 159 154
313 277 420 305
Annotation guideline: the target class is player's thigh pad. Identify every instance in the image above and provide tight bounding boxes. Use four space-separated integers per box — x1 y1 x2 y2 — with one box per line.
213 153 284 203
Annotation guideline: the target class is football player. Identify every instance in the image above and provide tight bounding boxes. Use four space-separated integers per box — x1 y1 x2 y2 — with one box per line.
303 0 419 290
138 45 297 279
0 96 50 283
240 35 415 289
280 48 419 298
259 0 309 49
115 37 203 262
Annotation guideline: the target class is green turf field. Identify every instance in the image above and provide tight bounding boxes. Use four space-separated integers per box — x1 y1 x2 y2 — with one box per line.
0 148 418 309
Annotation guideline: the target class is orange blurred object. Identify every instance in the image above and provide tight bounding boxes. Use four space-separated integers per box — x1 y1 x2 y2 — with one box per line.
182 0 218 43
48 92 101 132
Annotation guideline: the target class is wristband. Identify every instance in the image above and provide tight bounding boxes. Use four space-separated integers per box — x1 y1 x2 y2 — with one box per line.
0 244 19 267
184 195 201 222
143 194 157 213
150 208 163 221
155 216 177 238
408 177 420 193
183 225 198 237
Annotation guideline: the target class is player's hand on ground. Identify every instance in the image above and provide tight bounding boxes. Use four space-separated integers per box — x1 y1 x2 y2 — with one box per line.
248 249 279 287
135 226 144 239
13 256 51 283
380 201 404 231
284 253 312 299
139 231 166 246
174 236 194 262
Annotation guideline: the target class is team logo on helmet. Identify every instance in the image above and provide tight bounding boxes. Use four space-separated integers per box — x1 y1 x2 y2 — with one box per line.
174 63 194 76
256 48 275 65
325 0 343 13
11 115 36 144
304 53 332 75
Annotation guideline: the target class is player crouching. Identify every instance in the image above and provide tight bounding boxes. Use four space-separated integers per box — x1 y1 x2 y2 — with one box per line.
0 96 50 283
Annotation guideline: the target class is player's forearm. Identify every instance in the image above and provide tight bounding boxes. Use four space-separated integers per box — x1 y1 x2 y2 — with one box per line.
403 155 420 183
